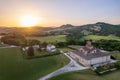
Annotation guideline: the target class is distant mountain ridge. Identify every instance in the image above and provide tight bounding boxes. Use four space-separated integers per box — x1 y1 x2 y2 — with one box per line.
0 22 120 37
50 22 120 37
59 24 75 28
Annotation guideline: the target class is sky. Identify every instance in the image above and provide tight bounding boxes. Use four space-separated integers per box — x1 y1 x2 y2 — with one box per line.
0 0 120 27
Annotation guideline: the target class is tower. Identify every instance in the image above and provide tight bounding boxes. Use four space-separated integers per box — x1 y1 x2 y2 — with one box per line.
85 41 93 49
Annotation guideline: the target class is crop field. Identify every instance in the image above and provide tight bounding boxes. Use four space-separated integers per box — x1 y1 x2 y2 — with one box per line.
81 35 120 41
27 35 66 43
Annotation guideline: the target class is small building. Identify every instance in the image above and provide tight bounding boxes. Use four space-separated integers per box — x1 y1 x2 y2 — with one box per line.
22 47 29 52
46 44 56 52
68 41 111 66
33 45 40 49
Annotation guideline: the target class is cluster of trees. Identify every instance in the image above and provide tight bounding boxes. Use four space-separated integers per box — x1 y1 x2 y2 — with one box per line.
62 22 120 37
1 33 120 52
65 33 120 51
1 33 27 46
93 40 120 51
54 40 85 48
92 23 120 37
21 40 61 58
65 35 120 51
0 33 49 47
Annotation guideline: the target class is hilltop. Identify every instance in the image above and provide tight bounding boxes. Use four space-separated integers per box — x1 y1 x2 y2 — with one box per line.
0 22 120 37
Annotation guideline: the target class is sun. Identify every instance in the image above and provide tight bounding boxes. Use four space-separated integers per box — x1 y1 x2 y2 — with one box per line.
20 15 38 27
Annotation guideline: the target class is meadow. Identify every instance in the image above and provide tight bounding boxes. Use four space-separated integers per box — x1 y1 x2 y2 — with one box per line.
112 52 120 60
27 35 66 43
81 35 120 41
27 35 120 44
0 48 69 80
48 69 120 80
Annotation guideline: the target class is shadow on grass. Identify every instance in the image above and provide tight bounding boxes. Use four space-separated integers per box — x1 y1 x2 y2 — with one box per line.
22 53 61 60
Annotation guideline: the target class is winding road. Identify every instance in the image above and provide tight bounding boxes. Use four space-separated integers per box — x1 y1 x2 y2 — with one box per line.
39 52 89 80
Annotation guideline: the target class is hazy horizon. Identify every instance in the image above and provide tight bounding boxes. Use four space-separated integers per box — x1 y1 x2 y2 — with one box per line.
0 21 120 28
0 0 120 27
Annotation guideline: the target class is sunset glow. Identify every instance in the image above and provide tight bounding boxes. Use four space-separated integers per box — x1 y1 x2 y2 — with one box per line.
0 0 120 27
20 15 39 27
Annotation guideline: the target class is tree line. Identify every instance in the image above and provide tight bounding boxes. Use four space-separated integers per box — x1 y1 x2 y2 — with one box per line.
1 33 120 51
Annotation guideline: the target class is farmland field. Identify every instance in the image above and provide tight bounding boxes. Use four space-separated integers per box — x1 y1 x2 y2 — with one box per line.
27 35 66 43
112 52 120 60
48 69 120 80
81 35 120 41
0 48 69 80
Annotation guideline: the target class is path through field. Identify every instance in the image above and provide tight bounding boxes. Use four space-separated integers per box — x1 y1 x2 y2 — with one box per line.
39 52 89 80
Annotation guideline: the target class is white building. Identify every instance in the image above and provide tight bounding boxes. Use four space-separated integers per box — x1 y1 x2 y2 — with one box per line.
68 41 111 66
33 45 40 49
46 44 56 52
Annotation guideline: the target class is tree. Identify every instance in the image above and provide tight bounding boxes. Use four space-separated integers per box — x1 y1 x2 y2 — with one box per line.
1 33 26 46
27 46 34 57
41 42 48 47
28 39 40 46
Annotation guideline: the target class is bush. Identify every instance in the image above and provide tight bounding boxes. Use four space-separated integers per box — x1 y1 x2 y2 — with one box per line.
27 46 34 57
115 61 120 69
95 63 118 75
25 49 60 59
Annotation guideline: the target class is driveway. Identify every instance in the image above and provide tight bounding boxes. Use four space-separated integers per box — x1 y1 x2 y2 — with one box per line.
39 52 89 80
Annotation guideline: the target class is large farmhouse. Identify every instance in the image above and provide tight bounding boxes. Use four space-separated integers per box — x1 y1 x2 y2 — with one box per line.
68 41 111 66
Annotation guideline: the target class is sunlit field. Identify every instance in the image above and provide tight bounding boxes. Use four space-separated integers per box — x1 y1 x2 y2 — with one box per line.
81 35 120 41
27 35 66 43
0 48 69 80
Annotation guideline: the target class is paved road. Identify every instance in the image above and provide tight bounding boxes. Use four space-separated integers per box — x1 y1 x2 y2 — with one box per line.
39 52 89 80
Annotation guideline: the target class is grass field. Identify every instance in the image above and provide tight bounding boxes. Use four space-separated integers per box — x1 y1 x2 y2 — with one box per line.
0 43 7 47
48 69 120 80
27 35 66 43
0 48 69 80
59 48 73 53
81 35 120 41
0 44 4 47
68 45 83 50
112 52 120 60
58 45 83 53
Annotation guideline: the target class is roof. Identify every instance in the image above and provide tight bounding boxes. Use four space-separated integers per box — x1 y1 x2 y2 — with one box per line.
70 49 110 60
47 44 55 47
82 46 96 51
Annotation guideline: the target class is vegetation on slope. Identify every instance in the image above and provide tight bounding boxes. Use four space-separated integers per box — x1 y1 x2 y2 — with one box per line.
27 35 66 43
81 35 120 41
